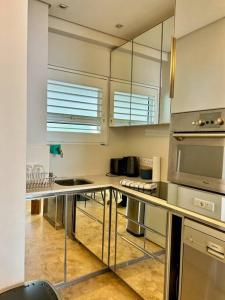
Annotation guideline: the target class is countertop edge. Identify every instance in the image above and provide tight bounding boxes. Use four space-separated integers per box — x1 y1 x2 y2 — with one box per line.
25 176 225 231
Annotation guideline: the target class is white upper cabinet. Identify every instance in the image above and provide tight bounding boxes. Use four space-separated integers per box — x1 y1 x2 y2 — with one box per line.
172 17 225 113
175 0 225 38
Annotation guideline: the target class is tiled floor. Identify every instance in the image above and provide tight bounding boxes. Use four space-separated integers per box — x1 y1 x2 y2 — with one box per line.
25 194 165 299
58 272 142 300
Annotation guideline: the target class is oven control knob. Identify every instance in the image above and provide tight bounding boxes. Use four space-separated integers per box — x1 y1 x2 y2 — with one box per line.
215 117 224 125
192 121 196 125
197 119 205 126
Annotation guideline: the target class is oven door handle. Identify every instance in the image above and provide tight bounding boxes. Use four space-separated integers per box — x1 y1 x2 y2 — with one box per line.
173 133 225 138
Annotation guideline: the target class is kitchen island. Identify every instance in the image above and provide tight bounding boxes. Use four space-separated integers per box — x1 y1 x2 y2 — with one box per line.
26 174 225 231
26 175 225 300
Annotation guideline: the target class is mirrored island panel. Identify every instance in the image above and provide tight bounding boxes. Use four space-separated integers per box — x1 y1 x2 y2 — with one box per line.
110 191 168 300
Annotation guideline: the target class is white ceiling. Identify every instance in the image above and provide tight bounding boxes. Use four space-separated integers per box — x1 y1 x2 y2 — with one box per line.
45 0 174 39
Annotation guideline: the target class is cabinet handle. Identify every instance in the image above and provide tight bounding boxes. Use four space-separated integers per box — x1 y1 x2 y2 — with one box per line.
169 37 176 99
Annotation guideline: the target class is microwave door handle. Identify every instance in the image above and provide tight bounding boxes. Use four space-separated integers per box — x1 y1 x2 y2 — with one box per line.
177 150 181 172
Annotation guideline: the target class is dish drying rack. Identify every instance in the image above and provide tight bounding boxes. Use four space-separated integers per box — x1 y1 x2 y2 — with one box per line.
26 172 56 191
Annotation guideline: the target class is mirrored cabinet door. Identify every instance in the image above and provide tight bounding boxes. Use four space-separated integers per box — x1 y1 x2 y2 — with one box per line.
131 24 162 125
111 193 168 300
109 17 174 127
110 41 132 126
111 41 133 82
132 23 162 86
159 16 175 124
130 84 160 125
65 192 109 281
25 197 66 285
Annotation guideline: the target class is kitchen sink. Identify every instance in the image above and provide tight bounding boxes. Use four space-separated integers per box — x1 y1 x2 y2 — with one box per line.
55 178 93 186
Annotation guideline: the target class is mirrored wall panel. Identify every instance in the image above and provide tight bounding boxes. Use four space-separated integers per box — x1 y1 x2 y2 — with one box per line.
110 41 132 126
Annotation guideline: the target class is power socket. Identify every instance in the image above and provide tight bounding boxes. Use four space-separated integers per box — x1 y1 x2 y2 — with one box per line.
193 197 215 212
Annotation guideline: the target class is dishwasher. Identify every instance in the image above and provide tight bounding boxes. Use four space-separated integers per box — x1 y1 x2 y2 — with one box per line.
180 219 225 300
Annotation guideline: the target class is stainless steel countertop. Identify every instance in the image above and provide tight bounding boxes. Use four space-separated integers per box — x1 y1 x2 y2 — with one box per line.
26 174 225 231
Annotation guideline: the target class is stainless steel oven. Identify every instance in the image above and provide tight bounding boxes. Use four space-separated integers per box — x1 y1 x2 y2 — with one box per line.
168 109 225 194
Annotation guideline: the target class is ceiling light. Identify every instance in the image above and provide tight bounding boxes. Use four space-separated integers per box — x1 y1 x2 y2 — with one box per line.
115 24 124 29
58 3 68 9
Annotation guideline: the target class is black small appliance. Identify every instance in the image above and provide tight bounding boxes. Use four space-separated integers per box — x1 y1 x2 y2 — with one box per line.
110 158 124 175
123 156 139 177
110 156 139 177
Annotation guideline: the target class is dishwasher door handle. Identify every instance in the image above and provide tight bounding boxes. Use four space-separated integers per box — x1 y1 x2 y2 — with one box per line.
207 242 225 260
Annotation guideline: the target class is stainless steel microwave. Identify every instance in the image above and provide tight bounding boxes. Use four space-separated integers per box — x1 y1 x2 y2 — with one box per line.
168 109 225 194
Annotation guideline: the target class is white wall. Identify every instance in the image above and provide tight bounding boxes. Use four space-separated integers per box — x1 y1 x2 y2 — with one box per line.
50 124 170 180
27 0 49 171
175 0 225 38
0 0 27 290
49 31 128 176
27 0 48 145
124 125 170 181
50 128 127 177
49 30 170 180
49 16 125 48
49 32 111 76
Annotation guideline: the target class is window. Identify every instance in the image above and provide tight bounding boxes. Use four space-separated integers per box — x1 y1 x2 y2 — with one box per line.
47 67 108 144
47 80 102 134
